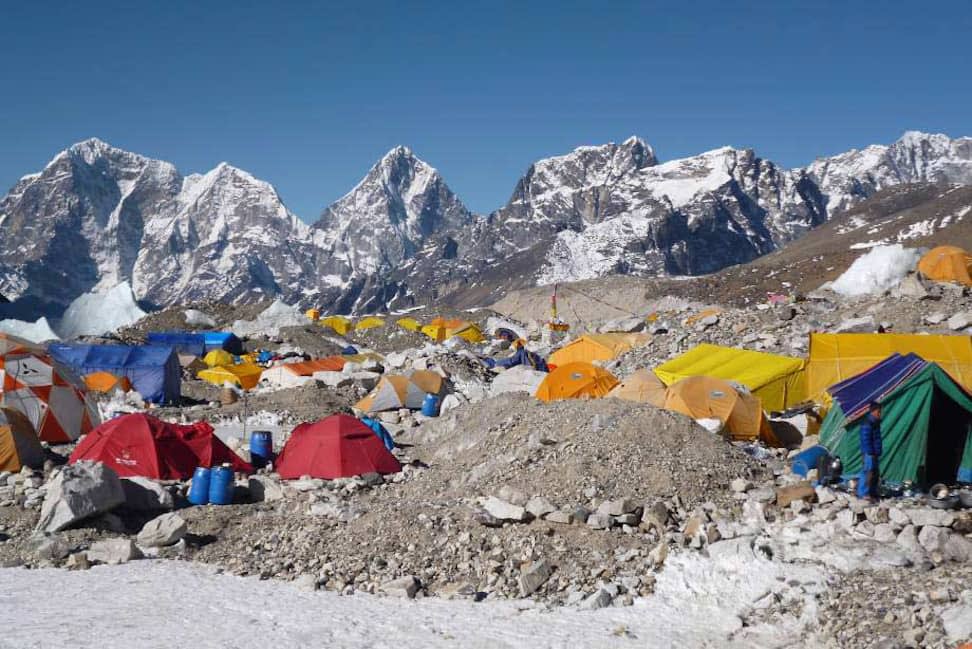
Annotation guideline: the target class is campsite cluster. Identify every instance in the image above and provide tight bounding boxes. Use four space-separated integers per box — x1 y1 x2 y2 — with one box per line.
1 247 972 647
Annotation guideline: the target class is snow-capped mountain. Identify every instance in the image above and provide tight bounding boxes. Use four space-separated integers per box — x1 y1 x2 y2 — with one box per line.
0 138 316 317
311 146 473 312
1 131 970 319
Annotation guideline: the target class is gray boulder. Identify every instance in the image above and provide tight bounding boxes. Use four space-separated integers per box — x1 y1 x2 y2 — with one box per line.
518 559 553 597
248 475 285 502
87 538 142 565
36 462 125 533
136 513 188 548
120 477 174 511
482 497 529 522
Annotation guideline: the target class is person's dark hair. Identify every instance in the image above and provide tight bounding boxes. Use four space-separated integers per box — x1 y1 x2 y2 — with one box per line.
868 401 881 412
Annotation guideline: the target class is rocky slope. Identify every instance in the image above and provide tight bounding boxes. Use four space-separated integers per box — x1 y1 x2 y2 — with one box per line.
2 132 971 319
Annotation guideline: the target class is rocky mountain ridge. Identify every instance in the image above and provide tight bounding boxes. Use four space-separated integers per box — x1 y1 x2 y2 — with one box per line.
2 131 971 319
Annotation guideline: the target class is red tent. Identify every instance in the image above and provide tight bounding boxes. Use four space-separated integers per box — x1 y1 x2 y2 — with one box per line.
69 413 251 479
275 414 401 480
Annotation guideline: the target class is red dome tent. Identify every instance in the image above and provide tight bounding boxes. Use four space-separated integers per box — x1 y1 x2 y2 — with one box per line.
276 414 401 480
69 413 251 479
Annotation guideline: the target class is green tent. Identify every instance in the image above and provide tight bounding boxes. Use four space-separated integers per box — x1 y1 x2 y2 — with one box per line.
820 362 972 485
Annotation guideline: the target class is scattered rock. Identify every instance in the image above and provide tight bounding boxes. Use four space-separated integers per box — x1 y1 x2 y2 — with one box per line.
518 559 553 597
382 575 420 599
120 477 174 511
525 496 556 519
775 483 817 508
248 475 285 502
136 513 188 548
87 538 142 565
481 497 529 522
36 462 126 533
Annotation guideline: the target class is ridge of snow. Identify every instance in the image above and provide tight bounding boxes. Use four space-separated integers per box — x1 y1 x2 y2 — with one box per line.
56 281 146 339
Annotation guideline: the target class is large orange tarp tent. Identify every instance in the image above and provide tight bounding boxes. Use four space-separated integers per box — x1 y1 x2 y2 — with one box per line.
663 376 779 446
549 333 650 366
918 245 972 286
806 333 972 402
535 362 619 401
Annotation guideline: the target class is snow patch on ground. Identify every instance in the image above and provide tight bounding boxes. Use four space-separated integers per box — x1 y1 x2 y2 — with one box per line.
0 316 60 342
55 282 146 339
0 550 825 649
828 244 920 297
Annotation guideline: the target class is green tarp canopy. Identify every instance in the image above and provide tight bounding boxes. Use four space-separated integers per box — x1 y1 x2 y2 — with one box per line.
820 363 972 485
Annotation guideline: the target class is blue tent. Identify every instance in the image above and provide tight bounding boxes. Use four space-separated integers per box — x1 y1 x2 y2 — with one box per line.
203 332 243 355
146 331 243 356
48 344 181 404
146 332 206 356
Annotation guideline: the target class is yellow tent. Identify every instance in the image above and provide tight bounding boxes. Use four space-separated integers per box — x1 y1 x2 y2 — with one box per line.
535 362 619 402
806 333 972 402
918 245 972 286
396 317 421 332
654 343 806 412
305 308 321 321
203 349 235 368
355 316 386 331
0 407 44 472
608 369 667 406
549 333 650 366
320 315 352 336
422 321 485 344
663 376 778 446
198 363 264 390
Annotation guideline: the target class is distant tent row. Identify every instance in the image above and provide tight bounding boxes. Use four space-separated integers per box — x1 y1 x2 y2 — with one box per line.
315 315 389 336
146 332 242 357
49 343 181 405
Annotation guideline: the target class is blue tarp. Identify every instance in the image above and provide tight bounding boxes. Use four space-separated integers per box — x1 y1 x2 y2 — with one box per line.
828 353 927 422
203 332 243 355
146 332 206 356
48 344 181 404
146 331 243 356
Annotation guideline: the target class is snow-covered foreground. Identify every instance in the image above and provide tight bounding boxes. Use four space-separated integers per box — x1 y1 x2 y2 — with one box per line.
0 551 826 649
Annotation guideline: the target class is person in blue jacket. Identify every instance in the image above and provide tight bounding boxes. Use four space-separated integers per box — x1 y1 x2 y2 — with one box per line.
483 328 549 372
857 402 883 502
360 416 395 452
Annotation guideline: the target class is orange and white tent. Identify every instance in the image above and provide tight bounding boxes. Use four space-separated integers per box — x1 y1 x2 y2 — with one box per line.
0 407 45 472
0 350 100 443
354 370 445 413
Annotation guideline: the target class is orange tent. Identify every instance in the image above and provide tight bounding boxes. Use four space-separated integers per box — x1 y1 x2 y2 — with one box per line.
918 245 972 286
83 371 133 393
608 369 667 406
662 376 778 446
354 370 444 413
0 407 45 472
535 362 619 402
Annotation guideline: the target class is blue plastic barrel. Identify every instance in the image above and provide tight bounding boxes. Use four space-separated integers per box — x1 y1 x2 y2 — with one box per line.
208 465 235 505
791 445 830 477
421 394 440 417
188 467 211 505
249 431 273 469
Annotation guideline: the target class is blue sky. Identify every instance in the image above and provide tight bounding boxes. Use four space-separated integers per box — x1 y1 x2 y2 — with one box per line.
1 1 970 220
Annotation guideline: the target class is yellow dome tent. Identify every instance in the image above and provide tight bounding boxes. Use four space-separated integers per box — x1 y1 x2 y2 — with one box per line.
355 316 386 331
198 364 264 390
549 333 650 366
918 245 972 286
535 362 619 402
396 317 421 332
320 315 352 336
422 320 485 344
663 376 778 446
608 369 667 406
654 344 806 412
203 349 235 368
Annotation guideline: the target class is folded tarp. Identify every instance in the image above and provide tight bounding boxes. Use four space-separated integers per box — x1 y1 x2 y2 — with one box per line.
48 343 181 404
826 353 927 421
